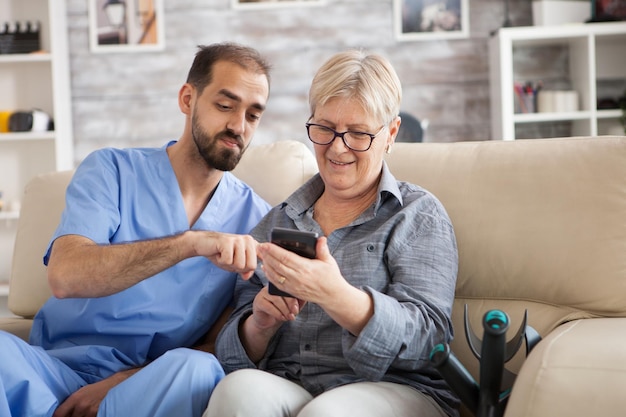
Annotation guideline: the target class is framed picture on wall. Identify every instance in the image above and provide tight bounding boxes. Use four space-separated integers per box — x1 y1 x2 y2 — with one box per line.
89 0 165 53
232 0 326 10
394 0 469 41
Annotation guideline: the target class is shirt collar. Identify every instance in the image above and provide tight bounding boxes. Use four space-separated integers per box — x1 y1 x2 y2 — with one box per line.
283 160 403 218
376 160 403 209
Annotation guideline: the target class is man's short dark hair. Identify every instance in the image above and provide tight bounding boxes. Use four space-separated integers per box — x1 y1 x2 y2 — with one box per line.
186 42 271 95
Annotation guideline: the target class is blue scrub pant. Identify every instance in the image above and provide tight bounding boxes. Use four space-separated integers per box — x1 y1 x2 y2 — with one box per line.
0 331 224 417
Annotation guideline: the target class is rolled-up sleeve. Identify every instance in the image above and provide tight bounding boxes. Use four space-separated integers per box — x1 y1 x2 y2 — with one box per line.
342 208 458 380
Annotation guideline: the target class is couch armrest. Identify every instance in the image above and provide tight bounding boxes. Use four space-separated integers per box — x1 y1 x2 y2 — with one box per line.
505 318 626 417
0 317 33 342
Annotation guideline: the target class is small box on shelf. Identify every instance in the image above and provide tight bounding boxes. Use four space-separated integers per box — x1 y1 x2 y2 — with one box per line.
537 90 579 113
532 0 591 26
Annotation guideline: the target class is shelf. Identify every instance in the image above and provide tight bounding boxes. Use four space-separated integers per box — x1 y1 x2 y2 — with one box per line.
514 111 592 124
0 211 19 220
0 131 55 141
495 22 626 41
0 52 51 64
597 109 622 119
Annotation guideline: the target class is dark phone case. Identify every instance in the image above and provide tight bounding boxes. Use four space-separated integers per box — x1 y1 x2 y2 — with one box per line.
268 227 318 297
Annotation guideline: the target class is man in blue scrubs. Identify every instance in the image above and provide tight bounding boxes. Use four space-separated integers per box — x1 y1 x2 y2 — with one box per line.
0 42 272 417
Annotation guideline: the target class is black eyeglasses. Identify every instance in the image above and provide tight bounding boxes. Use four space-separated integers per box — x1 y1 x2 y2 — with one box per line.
305 123 386 152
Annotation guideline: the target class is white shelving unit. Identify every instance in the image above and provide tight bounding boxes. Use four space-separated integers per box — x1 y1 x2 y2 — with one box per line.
0 283 11 318
0 283 9 297
489 22 626 140
0 0 73 289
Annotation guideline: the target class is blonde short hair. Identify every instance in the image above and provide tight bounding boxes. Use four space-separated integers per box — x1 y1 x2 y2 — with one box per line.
308 49 402 126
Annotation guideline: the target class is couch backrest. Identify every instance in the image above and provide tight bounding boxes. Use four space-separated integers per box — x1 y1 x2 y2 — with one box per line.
233 139 318 206
9 170 74 317
386 136 626 375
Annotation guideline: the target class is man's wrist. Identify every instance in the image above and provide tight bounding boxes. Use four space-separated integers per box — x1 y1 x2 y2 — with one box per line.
177 230 200 258
110 367 141 384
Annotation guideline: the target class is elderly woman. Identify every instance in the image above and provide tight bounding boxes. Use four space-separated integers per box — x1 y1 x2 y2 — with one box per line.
204 50 459 417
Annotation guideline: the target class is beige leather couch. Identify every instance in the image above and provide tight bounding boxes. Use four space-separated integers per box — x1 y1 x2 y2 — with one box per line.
1 136 625 417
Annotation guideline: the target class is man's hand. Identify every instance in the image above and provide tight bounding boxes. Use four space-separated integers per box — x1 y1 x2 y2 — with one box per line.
53 368 139 417
191 231 259 279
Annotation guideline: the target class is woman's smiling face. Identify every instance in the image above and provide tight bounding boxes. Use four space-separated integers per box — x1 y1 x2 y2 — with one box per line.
310 96 394 201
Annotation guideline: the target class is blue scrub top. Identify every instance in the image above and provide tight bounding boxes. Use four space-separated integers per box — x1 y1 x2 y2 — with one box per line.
29 142 271 382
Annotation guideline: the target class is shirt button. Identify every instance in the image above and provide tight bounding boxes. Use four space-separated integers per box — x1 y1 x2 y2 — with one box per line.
304 344 312 351
367 244 375 252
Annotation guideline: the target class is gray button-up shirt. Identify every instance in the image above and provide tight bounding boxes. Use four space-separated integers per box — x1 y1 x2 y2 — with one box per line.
216 162 459 416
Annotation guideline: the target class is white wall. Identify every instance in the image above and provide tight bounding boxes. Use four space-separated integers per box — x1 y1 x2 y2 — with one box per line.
64 0 533 163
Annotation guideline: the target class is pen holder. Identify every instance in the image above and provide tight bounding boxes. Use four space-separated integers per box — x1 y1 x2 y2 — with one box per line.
430 306 541 417
0 21 41 54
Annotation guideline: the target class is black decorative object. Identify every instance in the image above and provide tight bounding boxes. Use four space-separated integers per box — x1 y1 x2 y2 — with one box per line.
0 21 41 54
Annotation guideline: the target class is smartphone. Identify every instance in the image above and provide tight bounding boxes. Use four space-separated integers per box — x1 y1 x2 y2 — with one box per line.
268 227 319 297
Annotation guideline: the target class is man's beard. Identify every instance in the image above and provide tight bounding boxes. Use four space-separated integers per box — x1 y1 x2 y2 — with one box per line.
191 110 246 172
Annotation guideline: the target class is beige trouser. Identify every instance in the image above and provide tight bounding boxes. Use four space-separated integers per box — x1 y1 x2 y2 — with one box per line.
203 368 448 417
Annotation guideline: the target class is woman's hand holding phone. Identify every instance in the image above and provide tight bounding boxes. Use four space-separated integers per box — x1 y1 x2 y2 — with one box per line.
267 227 319 297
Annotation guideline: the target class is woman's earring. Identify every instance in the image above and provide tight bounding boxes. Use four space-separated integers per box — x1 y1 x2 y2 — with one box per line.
386 144 392 154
